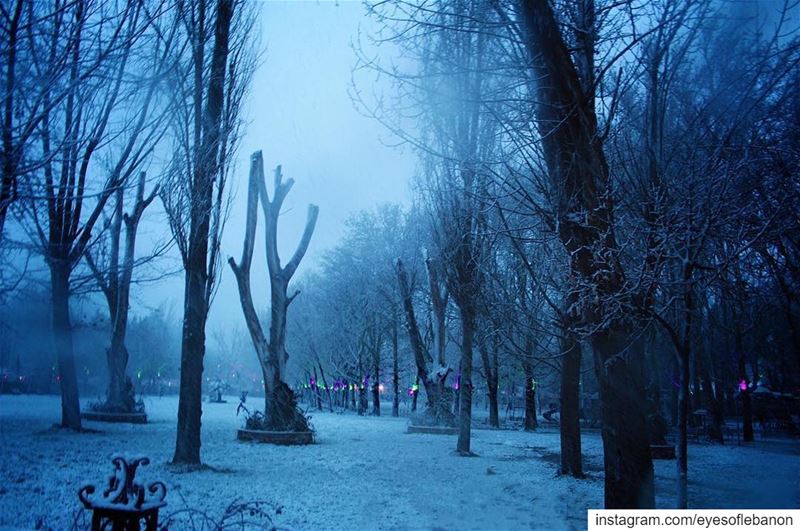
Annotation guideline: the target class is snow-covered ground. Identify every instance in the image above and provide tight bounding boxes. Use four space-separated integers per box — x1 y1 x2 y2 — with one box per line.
0 394 798 530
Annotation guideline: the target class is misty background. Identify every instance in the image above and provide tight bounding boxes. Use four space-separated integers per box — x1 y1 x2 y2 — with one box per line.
165 0 415 328
1 0 799 518
1 0 417 392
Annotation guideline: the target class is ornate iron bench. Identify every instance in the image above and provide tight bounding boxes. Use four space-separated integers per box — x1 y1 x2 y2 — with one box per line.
78 455 166 531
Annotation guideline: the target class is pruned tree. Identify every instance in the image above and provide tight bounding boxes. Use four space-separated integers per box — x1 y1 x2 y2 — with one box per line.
85 172 159 412
229 151 318 431
425 257 454 416
396 258 455 425
17 0 170 430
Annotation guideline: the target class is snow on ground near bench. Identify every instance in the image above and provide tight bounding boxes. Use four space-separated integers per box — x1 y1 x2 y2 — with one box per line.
1 395 798 530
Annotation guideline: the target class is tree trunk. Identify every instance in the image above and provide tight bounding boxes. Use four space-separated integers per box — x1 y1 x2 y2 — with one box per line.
392 317 400 417
172 289 208 465
174 262 208 464
106 335 129 409
411 375 419 412
229 150 318 433
641 327 668 446
487 382 499 428
491 340 500 428
523 359 537 431
456 306 475 455
106 189 128 409
372 354 381 416
518 0 654 507
51 263 82 430
318 363 333 412
698 357 724 443
173 0 234 466
670 358 679 427
677 260 695 509
312 367 322 411
739 354 754 442
358 384 368 416
677 345 690 509
396 259 453 424
88 173 155 411
677 256 695 509
0 0 22 240
427 258 448 369
479 341 499 428
105 324 129 411
453 363 461 416
593 330 655 508
396 259 433 402
560 332 583 477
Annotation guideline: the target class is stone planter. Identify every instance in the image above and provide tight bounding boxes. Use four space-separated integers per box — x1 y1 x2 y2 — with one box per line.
650 444 676 460
81 411 148 424
237 429 313 445
407 424 459 435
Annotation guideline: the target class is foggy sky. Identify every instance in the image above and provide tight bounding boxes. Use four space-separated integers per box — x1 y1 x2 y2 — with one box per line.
142 0 416 334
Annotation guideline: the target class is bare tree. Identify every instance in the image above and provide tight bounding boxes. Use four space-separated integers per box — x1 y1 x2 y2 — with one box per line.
396 257 455 425
229 151 318 431
1 0 103 240
162 0 255 465
18 0 168 430
613 0 800 507
425 257 455 419
291 205 413 417
515 0 656 507
85 172 159 412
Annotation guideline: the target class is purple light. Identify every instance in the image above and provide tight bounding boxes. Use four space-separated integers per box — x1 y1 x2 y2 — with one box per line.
739 379 747 391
